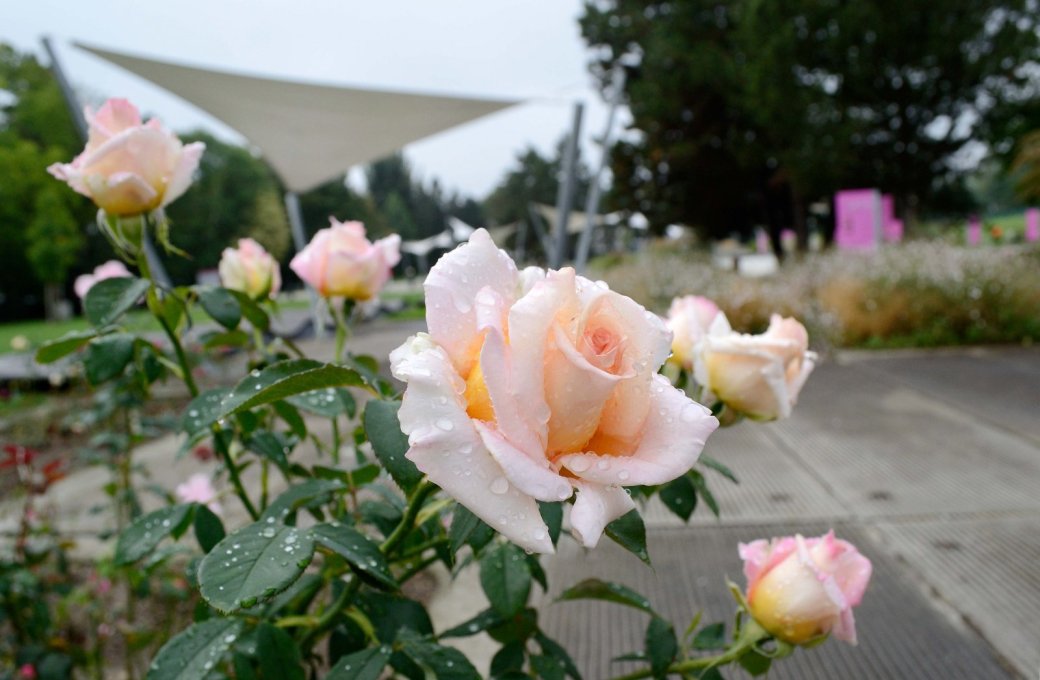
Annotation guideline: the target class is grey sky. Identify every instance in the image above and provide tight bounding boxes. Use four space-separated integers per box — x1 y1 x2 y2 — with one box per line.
4 0 622 199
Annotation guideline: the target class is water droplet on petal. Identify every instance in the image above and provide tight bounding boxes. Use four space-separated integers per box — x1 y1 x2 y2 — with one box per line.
490 477 509 495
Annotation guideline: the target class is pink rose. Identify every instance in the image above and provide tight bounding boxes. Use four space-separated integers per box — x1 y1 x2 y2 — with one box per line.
740 531 872 645
175 473 222 515
694 313 816 420
74 260 133 299
48 98 204 217
666 295 720 369
219 238 281 299
289 219 401 300
390 230 718 554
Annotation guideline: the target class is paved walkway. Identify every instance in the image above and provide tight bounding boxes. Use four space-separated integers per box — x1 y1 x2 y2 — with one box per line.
4 323 1037 678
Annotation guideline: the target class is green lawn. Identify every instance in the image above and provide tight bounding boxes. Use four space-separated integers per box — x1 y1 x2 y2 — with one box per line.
0 310 161 356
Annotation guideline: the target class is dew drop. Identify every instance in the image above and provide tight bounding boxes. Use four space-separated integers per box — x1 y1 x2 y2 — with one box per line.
490 477 509 495
435 419 454 431
568 457 591 473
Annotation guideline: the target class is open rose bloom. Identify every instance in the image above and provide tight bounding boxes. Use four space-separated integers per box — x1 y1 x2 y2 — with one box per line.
74 260 132 299
175 473 222 515
391 230 719 553
740 531 872 645
219 238 281 300
48 98 204 217
666 295 721 369
694 313 816 420
290 219 401 300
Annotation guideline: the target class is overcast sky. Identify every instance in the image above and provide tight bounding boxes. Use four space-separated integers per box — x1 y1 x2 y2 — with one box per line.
4 0 624 199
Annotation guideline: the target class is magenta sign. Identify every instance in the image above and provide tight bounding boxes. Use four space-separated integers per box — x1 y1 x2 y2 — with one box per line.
1026 208 1039 243
835 189 882 251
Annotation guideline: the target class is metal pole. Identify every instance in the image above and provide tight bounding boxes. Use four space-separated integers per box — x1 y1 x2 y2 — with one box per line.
550 102 584 269
575 66 626 274
284 191 326 337
43 36 172 289
527 204 555 260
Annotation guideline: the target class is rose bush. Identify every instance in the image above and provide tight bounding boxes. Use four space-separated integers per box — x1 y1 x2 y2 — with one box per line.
218 237 281 300
740 531 873 645
391 230 719 552
47 98 204 218
694 312 817 420
290 218 401 300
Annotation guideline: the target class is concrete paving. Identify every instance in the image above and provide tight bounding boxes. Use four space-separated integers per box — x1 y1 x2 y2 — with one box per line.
3 325 1037 679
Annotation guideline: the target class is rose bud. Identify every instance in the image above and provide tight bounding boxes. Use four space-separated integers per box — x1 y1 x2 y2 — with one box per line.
739 531 872 645
289 218 401 300
74 260 132 299
666 295 720 370
694 313 816 420
175 473 222 515
219 238 281 299
48 98 204 217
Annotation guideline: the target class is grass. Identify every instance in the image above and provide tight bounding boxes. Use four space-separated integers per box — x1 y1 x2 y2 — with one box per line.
0 310 160 356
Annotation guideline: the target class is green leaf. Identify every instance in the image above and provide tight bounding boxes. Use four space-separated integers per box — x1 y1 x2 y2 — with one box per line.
449 504 485 554
194 505 226 554
535 632 582 680
182 388 233 434
310 522 397 590
364 400 422 494
115 504 194 565
84 333 134 384
197 521 315 613
531 655 566 680
438 608 505 638
201 329 251 350
286 387 356 418
272 400 307 439
327 645 392 680
398 630 481 680
538 501 564 546
84 276 149 327
659 475 697 522
145 617 244 680
480 542 532 618
358 591 432 643
35 329 96 363
260 479 345 522
556 578 654 614
491 642 526 676
645 616 677 679
228 290 270 331
198 287 242 330
738 650 772 676
313 464 381 488
255 623 304 680
689 471 720 518
700 454 738 484
605 510 651 565
691 622 726 650
245 431 293 471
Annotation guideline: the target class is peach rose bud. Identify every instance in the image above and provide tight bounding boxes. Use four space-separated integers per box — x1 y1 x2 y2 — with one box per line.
694 313 816 420
666 295 720 369
289 219 401 300
219 238 281 299
74 260 132 299
48 98 204 217
740 531 872 645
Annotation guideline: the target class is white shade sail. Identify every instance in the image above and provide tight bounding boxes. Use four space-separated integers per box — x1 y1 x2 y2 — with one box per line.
77 43 521 193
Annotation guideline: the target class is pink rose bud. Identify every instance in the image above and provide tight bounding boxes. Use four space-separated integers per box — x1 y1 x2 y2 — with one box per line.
218 238 281 299
289 218 401 300
666 295 721 370
694 313 816 420
74 259 133 299
175 473 222 515
48 98 204 217
740 531 872 645
390 230 719 554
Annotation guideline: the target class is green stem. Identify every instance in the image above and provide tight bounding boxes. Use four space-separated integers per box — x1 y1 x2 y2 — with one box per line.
299 574 361 652
398 554 440 585
393 537 450 562
609 620 769 680
380 480 437 556
212 431 260 521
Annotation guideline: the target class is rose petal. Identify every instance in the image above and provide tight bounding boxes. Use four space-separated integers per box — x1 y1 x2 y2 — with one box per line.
161 141 205 208
85 172 159 216
474 421 572 503
560 374 718 486
425 229 518 376
390 334 553 554
569 481 635 549
477 317 545 459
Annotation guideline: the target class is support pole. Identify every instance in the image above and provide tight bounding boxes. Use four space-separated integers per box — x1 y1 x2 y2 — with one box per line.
43 36 172 289
284 191 326 337
575 66 626 274
550 102 584 269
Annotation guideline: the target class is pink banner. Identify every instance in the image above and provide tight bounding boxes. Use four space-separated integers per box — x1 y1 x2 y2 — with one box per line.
1026 208 1039 243
835 189 881 251
967 217 982 246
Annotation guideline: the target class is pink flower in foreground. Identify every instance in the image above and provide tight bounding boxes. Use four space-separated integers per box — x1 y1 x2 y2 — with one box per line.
390 230 719 553
694 313 816 420
48 98 204 217
289 219 400 300
219 238 281 299
740 531 872 645
666 295 721 369
74 260 132 300
175 473 221 515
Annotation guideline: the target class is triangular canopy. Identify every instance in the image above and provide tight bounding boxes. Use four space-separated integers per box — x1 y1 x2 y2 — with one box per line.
77 43 521 193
